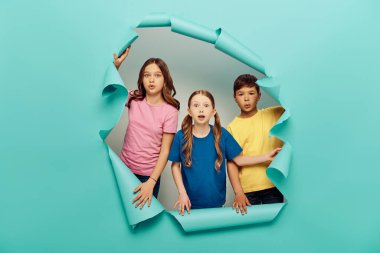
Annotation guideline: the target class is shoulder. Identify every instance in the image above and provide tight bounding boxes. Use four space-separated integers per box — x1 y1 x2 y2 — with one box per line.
221 127 229 134
127 90 143 106
174 129 184 138
262 106 284 115
163 102 179 114
227 117 239 129
221 127 233 140
262 106 285 113
227 116 247 131
219 127 240 152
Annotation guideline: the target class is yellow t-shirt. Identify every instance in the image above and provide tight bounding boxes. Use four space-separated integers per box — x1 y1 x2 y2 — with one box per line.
227 106 284 193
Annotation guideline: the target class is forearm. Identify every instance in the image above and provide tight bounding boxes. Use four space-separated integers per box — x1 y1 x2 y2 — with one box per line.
227 161 245 195
150 150 170 181
233 154 268 167
150 133 175 181
171 163 187 194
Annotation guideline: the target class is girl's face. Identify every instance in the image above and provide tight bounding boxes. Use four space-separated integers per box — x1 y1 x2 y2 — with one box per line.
142 63 165 97
188 94 216 126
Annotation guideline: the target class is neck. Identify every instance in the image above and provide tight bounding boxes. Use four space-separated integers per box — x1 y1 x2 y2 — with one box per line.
240 108 258 118
192 123 210 138
145 93 164 105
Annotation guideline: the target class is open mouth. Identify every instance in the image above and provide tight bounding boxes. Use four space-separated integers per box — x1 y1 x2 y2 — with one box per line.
198 115 205 120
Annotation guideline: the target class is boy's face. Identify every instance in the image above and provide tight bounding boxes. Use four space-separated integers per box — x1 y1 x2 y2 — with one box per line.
234 86 261 115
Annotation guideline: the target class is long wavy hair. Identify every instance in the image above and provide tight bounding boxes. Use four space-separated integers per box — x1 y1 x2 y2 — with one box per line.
126 58 180 110
181 90 223 172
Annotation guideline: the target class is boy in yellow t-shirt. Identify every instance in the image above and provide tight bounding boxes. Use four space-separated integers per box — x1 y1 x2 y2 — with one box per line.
227 74 284 215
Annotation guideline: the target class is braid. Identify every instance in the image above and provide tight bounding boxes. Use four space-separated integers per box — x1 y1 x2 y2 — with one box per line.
181 114 193 167
213 112 223 172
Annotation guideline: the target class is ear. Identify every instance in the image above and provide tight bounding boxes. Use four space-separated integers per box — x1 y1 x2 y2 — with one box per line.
187 108 192 117
258 92 262 100
213 108 217 116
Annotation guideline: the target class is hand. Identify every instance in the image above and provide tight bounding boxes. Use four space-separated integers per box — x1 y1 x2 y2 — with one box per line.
232 192 251 215
132 178 155 209
174 193 191 216
113 46 130 70
265 147 282 162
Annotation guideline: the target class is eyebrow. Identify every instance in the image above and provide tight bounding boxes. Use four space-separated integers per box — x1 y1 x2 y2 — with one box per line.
143 71 162 74
191 101 210 104
238 90 256 93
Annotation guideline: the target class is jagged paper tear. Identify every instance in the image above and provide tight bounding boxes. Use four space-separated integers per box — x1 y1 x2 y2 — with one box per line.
101 13 292 232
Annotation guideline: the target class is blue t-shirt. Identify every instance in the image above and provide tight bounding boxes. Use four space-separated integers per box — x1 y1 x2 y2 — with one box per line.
168 126 242 209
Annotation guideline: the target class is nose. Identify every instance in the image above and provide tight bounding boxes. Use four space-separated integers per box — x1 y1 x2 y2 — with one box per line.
148 74 154 83
244 94 249 101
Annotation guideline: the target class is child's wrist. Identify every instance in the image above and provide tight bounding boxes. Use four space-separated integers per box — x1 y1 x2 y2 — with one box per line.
149 177 157 184
179 190 187 195
235 190 245 196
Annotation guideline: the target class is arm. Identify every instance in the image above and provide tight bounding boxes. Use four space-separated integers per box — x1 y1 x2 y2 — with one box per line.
150 133 174 181
132 133 174 209
227 161 251 215
113 46 130 70
232 148 282 167
171 162 191 215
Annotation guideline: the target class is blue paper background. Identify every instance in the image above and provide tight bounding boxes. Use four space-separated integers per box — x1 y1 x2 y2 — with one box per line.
1 1 380 252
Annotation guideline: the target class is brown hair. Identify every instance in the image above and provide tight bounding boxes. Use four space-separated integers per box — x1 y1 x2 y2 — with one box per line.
127 58 180 110
181 90 223 172
233 74 260 95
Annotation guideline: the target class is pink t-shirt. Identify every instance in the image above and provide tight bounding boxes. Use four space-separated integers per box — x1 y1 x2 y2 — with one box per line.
120 92 179 176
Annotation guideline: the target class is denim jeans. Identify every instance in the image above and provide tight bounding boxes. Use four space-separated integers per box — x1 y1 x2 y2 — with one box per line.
134 174 161 198
245 187 284 205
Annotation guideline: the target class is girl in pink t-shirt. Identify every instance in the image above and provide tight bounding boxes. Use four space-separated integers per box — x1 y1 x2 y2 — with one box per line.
114 48 180 209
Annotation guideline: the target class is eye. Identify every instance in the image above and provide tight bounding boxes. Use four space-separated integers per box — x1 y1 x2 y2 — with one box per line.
154 73 162 78
143 73 151 78
204 104 210 107
193 103 199 107
250 92 255 95
238 93 243 96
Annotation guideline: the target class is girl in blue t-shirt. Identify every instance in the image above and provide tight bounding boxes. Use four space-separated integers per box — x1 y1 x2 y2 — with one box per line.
168 90 281 215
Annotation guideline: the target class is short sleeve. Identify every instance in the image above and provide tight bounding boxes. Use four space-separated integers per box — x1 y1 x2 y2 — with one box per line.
163 110 179 133
168 132 181 162
271 106 285 120
223 128 243 160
